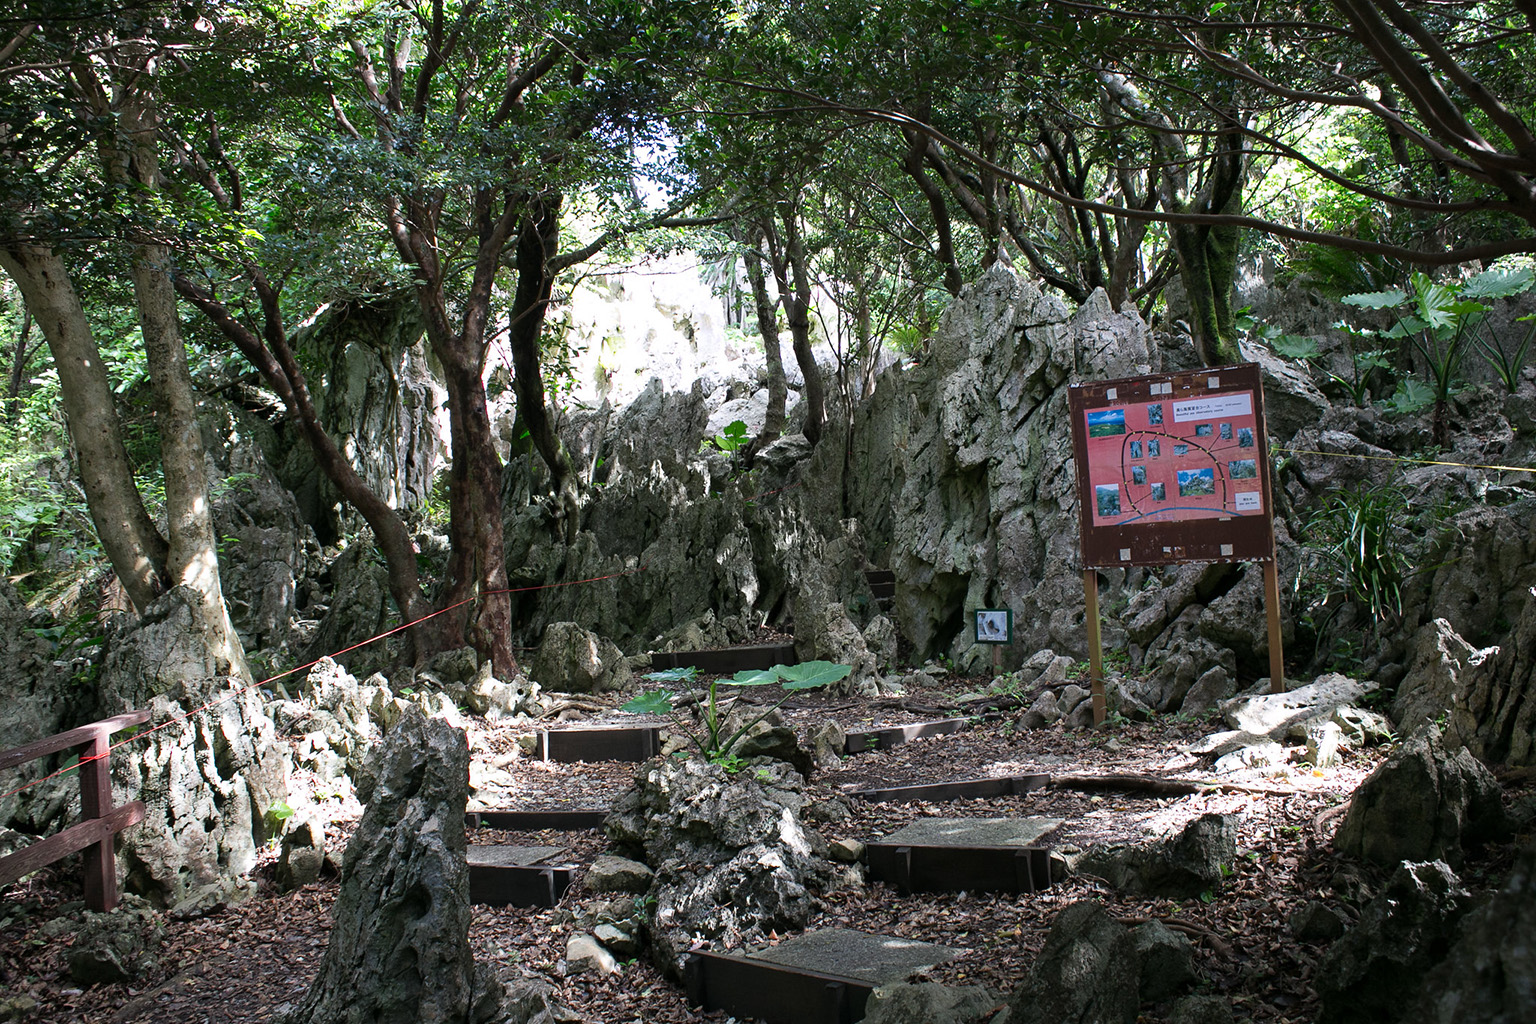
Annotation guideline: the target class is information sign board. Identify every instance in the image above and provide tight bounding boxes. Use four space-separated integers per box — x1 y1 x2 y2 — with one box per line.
1068 363 1274 568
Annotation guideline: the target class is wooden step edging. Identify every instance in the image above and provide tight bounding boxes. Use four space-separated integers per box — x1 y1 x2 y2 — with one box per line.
648 642 798 674
843 717 977 754
467 862 576 908
865 843 1054 896
537 725 662 763
684 950 873 1024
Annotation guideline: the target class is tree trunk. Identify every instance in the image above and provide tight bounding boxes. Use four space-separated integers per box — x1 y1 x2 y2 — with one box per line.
6 303 33 425
509 198 581 546
773 205 825 446
0 244 167 611
176 281 446 662
743 230 786 447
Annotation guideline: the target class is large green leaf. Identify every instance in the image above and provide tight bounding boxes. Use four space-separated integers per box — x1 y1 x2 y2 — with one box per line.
1462 267 1536 299
621 690 676 715
778 661 852 690
1271 334 1319 361
643 666 698 683
1341 289 1406 309
726 667 783 686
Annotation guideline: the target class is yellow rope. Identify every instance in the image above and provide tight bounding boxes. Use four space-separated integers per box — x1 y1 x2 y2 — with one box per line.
1272 446 1536 476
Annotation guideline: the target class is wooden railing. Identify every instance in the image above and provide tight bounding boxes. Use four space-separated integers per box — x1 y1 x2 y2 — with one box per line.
0 710 150 911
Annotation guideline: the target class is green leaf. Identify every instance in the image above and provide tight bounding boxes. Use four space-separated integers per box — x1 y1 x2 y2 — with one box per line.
726 667 783 686
778 660 852 689
643 666 698 683
1382 378 1435 416
1271 334 1319 361
1340 288 1407 309
1462 267 1536 299
621 690 676 715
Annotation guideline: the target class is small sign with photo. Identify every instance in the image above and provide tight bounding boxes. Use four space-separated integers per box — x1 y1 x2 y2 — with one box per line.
974 608 1012 644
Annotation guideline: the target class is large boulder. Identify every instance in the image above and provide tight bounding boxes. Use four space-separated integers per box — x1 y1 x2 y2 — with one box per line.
99 587 289 908
0 580 75 833
527 622 630 694
1316 860 1476 1024
1007 901 1140 1024
1334 729 1506 868
1219 673 1375 742
603 756 830 976
1408 843 1536 1024
861 982 1003 1024
1396 604 1536 767
1078 814 1237 898
286 708 502 1024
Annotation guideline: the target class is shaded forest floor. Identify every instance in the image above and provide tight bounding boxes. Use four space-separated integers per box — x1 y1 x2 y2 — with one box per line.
3 675 1531 1024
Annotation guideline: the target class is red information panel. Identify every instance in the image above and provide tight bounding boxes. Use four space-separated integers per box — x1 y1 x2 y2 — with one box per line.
1068 363 1274 568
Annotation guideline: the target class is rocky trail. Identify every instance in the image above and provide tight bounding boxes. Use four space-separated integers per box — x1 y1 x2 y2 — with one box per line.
9 670 1524 1024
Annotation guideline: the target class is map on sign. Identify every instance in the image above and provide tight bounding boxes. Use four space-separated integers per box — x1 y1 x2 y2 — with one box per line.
1082 391 1264 527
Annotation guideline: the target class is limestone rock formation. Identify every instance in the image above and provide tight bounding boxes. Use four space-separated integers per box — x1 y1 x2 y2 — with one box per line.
1316 860 1476 1024
603 756 830 977
1078 814 1237 898
98 587 288 907
1334 729 1506 868
527 622 630 693
1007 901 1141 1024
1408 843 1536 1024
286 708 502 1024
861 981 1004 1024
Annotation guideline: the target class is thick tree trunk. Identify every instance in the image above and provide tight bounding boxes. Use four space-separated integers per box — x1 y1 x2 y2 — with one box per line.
743 234 786 446
110 79 248 680
509 199 581 544
781 209 825 446
0 244 167 610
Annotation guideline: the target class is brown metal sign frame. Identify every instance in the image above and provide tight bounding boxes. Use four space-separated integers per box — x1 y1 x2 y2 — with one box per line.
1067 363 1284 719
1068 362 1275 568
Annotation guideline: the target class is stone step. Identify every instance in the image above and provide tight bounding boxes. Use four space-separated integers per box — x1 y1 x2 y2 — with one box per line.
864 817 1064 895
537 725 662 763
466 845 575 907
465 808 609 830
685 928 963 1024
648 642 799 674
848 773 1051 804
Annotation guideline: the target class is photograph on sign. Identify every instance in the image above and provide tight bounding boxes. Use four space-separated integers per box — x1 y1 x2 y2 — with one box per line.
1078 387 1265 528
974 609 1012 644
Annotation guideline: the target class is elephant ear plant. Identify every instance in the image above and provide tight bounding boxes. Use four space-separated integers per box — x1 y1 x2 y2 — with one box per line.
621 661 851 771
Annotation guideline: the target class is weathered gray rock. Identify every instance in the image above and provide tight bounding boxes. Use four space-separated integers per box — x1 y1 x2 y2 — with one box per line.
603 756 830 977
564 933 620 976
1335 729 1506 868
1290 900 1350 943
1166 994 1234 1024
1408 843 1536 1024
1023 689 1063 729
303 543 396 679
809 720 847 767
286 708 502 1024
1079 814 1236 898
1317 860 1476 1024
0 580 75 834
1220 673 1375 741
1180 665 1236 714
99 587 289 908
1308 720 1345 768
862 981 1004 1024
66 897 166 986
584 855 653 895
1396 605 1536 767
1132 920 1197 1003
1007 901 1140 1024
277 818 327 892
528 622 630 694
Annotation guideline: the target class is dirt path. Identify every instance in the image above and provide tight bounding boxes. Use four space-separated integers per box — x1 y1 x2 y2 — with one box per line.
0 677 1498 1024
